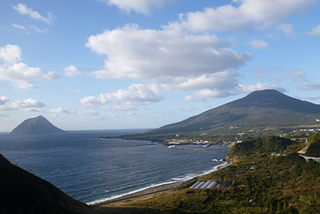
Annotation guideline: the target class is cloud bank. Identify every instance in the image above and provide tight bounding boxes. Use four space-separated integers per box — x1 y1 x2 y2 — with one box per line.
0 44 59 89
80 83 163 110
0 98 46 111
86 24 250 101
167 0 316 32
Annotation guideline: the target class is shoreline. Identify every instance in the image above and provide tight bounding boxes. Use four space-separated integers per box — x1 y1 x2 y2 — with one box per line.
90 180 192 206
91 161 229 206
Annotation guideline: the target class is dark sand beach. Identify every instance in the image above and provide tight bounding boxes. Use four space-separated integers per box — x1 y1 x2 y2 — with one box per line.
93 162 229 206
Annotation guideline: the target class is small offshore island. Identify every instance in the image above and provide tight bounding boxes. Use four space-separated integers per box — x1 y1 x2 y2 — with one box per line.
10 115 66 134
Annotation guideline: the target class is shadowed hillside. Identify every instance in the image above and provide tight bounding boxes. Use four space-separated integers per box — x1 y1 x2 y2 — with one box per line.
0 154 174 214
0 154 91 214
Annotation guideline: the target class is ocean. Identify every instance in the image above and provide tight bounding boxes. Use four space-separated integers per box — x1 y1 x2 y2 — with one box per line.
0 130 229 204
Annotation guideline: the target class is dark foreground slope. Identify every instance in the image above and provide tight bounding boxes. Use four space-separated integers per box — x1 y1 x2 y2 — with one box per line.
148 89 320 134
0 154 91 214
11 115 65 134
0 154 174 214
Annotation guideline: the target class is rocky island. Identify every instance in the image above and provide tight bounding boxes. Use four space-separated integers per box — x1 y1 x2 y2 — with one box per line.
10 115 66 134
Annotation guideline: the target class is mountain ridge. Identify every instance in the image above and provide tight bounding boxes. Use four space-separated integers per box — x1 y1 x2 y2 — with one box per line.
147 89 320 134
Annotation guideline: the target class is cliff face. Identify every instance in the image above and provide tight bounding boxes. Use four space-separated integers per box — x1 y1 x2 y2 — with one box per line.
11 115 65 134
0 154 90 214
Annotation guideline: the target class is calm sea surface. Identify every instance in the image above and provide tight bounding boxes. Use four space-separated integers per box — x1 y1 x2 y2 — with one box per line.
0 130 229 204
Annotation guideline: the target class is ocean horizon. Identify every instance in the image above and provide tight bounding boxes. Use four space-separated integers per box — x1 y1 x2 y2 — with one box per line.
0 129 229 204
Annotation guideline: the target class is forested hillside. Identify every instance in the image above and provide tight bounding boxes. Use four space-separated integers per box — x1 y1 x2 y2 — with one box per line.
227 136 294 158
306 131 320 156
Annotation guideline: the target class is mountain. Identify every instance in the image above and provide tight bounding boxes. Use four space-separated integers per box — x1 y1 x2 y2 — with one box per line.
0 154 91 214
148 89 320 134
11 115 65 134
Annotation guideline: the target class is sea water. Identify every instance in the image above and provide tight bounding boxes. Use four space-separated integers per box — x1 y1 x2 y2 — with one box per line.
0 130 229 204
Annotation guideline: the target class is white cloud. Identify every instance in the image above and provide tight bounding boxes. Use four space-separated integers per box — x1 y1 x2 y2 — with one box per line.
24 108 44 112
101 0 173 15
184 89 234 102
286 70 306 82
306 24 320 37
0 98 46 111
32 26 49 34
80 83 163 110
49 108 75 114
87 24 250 97
0 44 59 89
238 83 286 93
63 65 83 77
270 76 282 84
78 110 100 116
11 23 30 35
252 66 269 73
0 44 21 63
277 23 295 37
300 82 320 90
179 107 198 112
66 90 81 94
248 40 270 49
11 98 45 108
0 96 9 105
166 70 239 91
42 71 60 80
13 4 54 25
167 0 316 32
266 34 279 40
94 115 110 120
12 81 38 89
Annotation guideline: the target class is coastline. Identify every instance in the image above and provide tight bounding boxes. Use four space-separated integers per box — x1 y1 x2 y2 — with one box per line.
90 180 192 206
91 161 229 206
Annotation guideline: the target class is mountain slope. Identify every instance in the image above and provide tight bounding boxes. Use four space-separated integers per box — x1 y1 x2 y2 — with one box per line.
148 90 320 134
0 154 91 214
11 115 65 134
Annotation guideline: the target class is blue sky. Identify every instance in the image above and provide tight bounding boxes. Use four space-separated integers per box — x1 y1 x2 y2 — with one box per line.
1 0 320 132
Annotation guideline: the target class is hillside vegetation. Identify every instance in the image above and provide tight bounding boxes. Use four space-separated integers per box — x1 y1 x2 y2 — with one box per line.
306 131 320 156
227 136 295 163
104 134 320 213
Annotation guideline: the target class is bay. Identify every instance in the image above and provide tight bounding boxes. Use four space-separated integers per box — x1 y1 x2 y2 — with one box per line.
0 130 229 204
